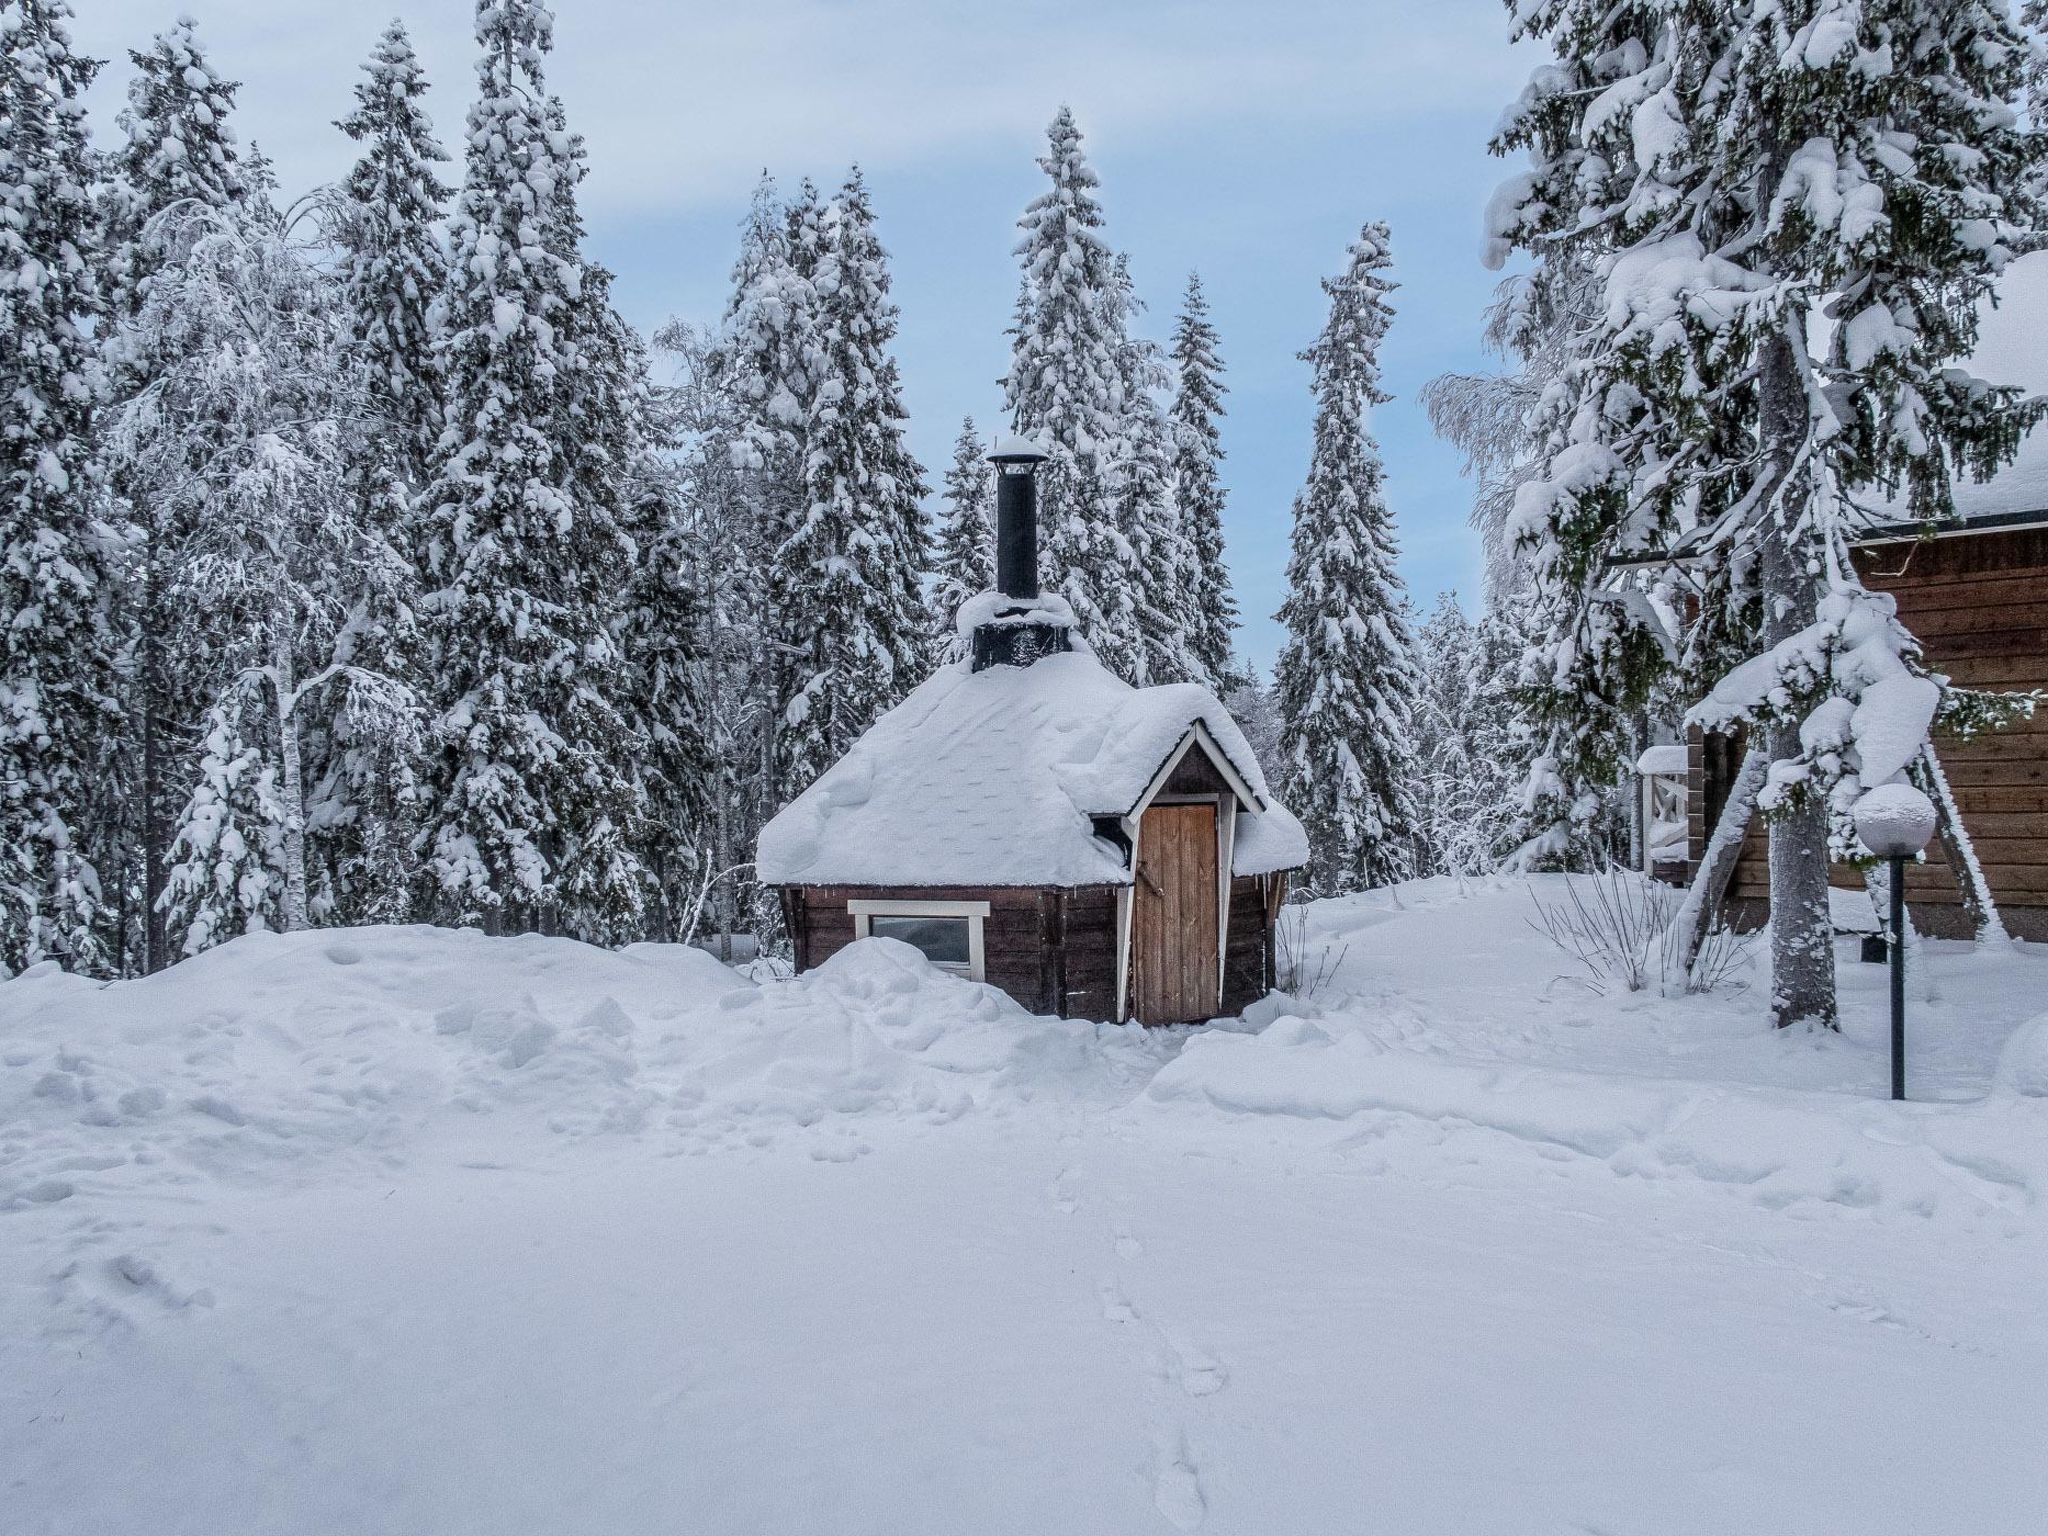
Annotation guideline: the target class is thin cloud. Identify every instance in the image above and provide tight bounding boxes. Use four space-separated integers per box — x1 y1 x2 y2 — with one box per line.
75 1 1527 214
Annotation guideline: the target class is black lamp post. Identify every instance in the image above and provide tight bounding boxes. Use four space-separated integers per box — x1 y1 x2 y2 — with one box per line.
1853 783 1938 1102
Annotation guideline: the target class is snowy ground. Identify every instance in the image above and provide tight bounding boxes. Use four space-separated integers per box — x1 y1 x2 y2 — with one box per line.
5 876 2045 1535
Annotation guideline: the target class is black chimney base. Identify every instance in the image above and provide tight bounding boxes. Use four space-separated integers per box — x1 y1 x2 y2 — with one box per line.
970 620 1072 672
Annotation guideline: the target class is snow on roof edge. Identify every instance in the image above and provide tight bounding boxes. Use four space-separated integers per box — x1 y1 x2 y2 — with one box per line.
757 652 1307 888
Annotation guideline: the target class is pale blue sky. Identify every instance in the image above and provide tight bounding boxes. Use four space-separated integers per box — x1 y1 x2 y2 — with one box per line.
76 1 1537 668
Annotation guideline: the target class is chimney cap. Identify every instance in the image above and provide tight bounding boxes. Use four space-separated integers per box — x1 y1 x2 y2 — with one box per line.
987 431 1049 467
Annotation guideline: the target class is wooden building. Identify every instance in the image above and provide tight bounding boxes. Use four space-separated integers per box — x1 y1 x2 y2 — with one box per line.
1643 250 2048 939
757 440 1307 1024
1687 509 2048 939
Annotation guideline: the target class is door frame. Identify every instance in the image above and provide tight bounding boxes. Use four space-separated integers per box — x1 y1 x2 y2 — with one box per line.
1113 721 1256 1022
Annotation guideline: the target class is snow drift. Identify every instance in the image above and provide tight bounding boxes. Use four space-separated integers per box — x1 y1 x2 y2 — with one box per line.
1147 999 2047 1223
0 925 1175 1216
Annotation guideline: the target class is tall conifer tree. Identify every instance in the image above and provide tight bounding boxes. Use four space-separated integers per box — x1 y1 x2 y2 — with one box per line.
779 170 930 795
1274 223 1423 893
1005 108 1145 675
1169 272 1235 691
334 20 449 485
931 415 995 636
418 0 641 938
320 19 450 922
105 16 246 972
1106 252 1193 685
0 0 121 973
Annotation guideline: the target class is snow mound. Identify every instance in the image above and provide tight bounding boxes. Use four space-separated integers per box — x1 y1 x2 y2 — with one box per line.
0 928 1173 1215
1145 1009 2047 1223
1994 1015 2048 1100
667 938 1177 1146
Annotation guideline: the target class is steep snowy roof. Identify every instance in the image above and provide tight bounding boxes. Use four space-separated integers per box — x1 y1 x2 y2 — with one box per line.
1859 251 2048 532
758 650 1308 888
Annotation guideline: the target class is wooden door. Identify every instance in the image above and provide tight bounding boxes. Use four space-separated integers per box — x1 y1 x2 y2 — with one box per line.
1131 802 1220 1024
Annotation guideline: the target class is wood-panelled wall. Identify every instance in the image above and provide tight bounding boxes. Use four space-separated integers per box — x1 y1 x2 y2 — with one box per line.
1689 524 2048 938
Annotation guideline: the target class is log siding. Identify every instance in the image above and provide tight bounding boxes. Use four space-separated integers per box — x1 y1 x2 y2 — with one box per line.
1688 524 2048 939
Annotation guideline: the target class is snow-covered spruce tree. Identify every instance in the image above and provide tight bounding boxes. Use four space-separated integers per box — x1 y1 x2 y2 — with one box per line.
778 170 932 796
719 177 828 805
103 15 248 972
1274 222 1424 894
1169 271 1236 690
417 0 642 939
930 415 995 635
692 182 820 948
312 19 451 923
1106 251 1196 686
102 17 245 316
612 330 712 942
0 0 123 974
1005 107 1145 677
1489 0 2044 1029
334 19 449 486
110 209 417 953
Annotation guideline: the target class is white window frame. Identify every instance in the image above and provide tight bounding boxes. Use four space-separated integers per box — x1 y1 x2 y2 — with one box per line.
847 899 991 981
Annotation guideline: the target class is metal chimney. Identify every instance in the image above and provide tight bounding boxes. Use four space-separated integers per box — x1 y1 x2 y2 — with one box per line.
972 434 1072 672
989 435 1045 600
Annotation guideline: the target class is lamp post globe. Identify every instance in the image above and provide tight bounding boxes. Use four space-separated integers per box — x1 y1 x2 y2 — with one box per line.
1853 782 1938 860
1852 782 1937 1103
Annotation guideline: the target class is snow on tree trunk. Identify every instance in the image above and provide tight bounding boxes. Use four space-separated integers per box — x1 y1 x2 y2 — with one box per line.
272 638 309 934
1920 744 2009 947
1667 746 1766 993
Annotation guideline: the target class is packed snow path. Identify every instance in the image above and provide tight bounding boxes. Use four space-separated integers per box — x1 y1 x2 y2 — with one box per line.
5 880 2046 1534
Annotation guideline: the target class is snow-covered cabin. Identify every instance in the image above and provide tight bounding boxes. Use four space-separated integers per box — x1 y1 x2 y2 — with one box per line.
758 440 1307 1024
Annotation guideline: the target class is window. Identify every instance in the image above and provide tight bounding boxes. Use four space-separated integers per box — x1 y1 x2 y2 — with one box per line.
847 899 991 981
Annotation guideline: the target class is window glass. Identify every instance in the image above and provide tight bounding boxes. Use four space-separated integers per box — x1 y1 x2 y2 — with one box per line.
868 915 972 967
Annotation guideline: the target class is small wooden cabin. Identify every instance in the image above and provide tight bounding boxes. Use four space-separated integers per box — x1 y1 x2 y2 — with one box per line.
758 440 1307 1024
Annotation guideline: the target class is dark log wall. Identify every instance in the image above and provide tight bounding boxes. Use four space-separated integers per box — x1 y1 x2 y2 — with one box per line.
1688 525 2048 938
785 884 1125 1022
785 875 1282 1023
1223 875 1275 1014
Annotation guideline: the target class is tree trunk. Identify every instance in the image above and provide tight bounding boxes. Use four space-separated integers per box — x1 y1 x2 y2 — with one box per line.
141 537 168 973
1757 330 1838 1031
1626 711 1647 872
273 641 310 933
